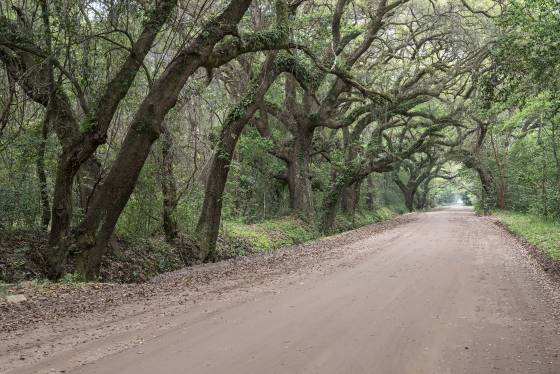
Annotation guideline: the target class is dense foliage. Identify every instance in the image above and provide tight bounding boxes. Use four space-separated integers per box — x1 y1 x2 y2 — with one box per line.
489 0 560 218
0 0 557 281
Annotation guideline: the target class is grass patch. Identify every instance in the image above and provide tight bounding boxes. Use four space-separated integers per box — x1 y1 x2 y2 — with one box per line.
334 207 397 232
494 210 560 260
223 216 319 253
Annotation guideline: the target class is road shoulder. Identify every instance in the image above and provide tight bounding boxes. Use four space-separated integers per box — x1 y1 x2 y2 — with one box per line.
0 214 416 373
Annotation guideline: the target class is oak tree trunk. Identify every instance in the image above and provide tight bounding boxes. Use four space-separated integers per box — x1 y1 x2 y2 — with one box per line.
415 185 429 210
75 124 159 280
404 191 415 212
341 182 360 214
365 175 375 211
497 173 506 209
36 118 50 230
287 124 315 221
196 54 282 261
72 0 255 279
322 188 341 233
477 165 495 215
160 127 178 242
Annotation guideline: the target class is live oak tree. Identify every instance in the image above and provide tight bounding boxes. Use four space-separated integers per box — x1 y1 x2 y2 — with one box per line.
73 0 300 279
4 0 554 281
393 151 441 212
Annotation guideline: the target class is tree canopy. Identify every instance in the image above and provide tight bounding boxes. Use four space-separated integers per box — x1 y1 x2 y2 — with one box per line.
1 0 558 281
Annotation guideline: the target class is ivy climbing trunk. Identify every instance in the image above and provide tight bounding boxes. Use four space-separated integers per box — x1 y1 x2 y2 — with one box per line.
195 131 252 260
341 182 360 214
322 186 343 233
476 165 495 215
287 123 315 221
76 121 163 279
76 158 101 213
321 172 365 233
196 53 283 262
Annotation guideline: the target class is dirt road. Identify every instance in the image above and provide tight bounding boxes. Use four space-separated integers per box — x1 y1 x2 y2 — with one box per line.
2 208 560 373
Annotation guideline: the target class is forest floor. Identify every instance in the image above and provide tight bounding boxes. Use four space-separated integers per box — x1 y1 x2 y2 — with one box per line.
0 209 397 283
1 207 560 373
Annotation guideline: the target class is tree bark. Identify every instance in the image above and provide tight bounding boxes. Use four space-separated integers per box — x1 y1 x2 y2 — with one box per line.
73 0 256 279
476 165 495 215
321 170 367 233
394 177 418 213
321 174 367 233
341 182 360 214
322 187 342 234
36 118 50 230
404 190 415 212
365 175 375 210
196 53 283 262
415 182 430 210
287 123 315 221
0 0 178 279
286 159 296 210
497 173 506 209
75 122 159 279
195 121 246 262
160 126 178 242
45 93 87 279
490 131 507 209
76 159 101 213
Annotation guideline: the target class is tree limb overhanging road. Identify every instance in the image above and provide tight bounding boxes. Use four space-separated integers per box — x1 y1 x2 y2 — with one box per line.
1 208 559 374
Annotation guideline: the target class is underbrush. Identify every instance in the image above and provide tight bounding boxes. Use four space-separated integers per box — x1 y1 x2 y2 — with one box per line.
333 207 397 232
0 232 186 283
1 208 398 284
222 208 398 254
494 210 560 260
222 216 318 255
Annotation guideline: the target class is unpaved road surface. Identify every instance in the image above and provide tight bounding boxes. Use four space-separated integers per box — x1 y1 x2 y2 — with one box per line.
2 208 560 373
